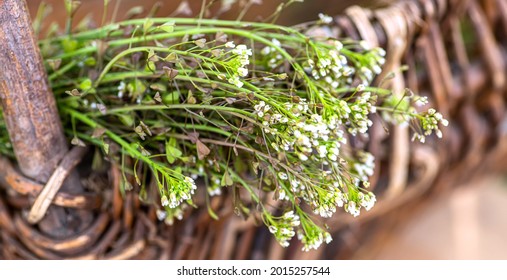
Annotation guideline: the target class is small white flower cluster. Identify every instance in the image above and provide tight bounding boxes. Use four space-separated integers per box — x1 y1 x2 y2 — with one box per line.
414 96 429 107
310 184 347 218
345 200 361 217
297 227 333 251
117 81 126 98
412 108 449 143
260 39 283 69
360 46 386 82
269 211 301 248
306 41 386 88
207 174 222 196
359 192 376 211
353 151 375 181
160 205 186 226
345 91 375 135
160 176 197 208
317 13 333 24
224 42 252 88
255 99 348 166
307 44 353 89
252 96 379 221
344 191 376 217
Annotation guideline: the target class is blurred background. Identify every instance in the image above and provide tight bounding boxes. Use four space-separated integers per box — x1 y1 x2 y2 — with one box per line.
27 0 393 30
26 0 507 260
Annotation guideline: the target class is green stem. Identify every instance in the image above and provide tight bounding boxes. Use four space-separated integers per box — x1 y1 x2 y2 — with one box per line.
48 60 78 81
96 103 256 119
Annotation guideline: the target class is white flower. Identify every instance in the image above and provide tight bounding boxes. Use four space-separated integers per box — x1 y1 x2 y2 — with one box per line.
359 40 371 50
334 40 343 51
318 145 328 157
237 67 248 77
278 172 288 180
156 209 167 221
372 64 382 74
254 101 265 112
278 189 287 200
298 153 309 161
271 38 281 47
283 211 295 219
261 46 272 55
225 41 235 48
324 232 332 244
233 44 253 56
318 13 333 24
360 193 376 211
228 75 244 88
161 195 169 207
346 201 360 217
269 226 278 234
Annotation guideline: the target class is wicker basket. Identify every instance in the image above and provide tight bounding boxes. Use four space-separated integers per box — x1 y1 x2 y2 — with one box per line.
0 0 506 259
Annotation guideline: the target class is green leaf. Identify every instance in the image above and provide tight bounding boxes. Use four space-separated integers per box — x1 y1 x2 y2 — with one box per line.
143 18 154 34
117 113 134 127
103 142 110 155
165 147 180 164
64 0 73 14
159 21 175 33
79 78 92 91
163 91 180 104
64 0 81 15
147 49 158 61
145 61 156 71
62 38 78 53
164 53 178 63
84 57 96 66
221 170 233 187
127 79 146 97
187 90 196 104
165 138 182 164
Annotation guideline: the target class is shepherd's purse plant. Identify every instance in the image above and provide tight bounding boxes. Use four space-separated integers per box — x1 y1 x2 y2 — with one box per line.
0 0 447 251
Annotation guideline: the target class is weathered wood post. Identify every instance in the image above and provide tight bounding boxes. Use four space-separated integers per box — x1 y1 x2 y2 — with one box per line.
0 0 89 238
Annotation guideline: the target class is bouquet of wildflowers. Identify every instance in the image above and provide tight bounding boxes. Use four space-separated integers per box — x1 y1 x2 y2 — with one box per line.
0 1 447 251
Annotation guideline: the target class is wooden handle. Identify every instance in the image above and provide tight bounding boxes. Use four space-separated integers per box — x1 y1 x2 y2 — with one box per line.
0 0 68 182
0 0 92 237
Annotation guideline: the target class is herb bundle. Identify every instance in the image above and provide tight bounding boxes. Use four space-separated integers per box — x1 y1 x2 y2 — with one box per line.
0 2 447 251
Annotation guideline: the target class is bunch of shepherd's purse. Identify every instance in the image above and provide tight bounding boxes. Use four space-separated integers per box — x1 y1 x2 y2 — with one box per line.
11 11 446 251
